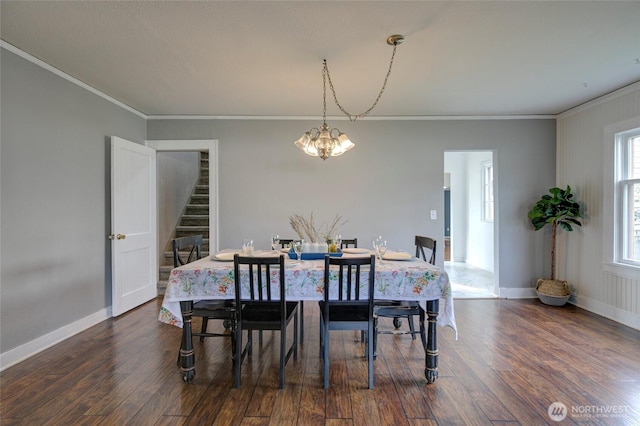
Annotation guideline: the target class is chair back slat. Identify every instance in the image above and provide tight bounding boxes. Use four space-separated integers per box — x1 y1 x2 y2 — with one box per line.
415 235 437 265
172 235 203 267
234 254 285 303
324 255 375 303
340 238 358 249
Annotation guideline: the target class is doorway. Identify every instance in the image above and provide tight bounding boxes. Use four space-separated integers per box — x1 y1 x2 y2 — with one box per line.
145 140 219 272
444 151 497 298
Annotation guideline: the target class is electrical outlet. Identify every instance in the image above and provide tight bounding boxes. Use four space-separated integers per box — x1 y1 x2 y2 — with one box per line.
430 210 437 220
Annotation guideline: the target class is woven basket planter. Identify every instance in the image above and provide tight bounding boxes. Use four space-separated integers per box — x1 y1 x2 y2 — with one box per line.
536 279 570 306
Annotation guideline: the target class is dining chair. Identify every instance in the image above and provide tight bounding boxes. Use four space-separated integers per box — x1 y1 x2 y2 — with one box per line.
278 238 304 344
373 236 435 354
172 235 236 343
340 238 358 248
320 254 375 389
278 238 294 248
415 235 437 264
233 254 298 389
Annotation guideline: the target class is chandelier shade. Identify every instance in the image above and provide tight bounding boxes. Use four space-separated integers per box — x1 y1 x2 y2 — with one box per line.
294 124 355 160
294 35 403 161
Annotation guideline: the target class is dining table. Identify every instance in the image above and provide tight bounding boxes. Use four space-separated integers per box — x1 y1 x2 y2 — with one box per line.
159 248 457 384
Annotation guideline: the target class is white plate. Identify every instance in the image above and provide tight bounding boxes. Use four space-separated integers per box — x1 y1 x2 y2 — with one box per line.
342 248 370 254
213 252 236 261
382 251 412 260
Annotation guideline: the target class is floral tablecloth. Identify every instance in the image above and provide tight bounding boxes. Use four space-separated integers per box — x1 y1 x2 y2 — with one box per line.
159 250 457 336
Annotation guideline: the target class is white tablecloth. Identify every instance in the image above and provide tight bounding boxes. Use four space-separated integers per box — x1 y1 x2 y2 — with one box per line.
159 250 457 337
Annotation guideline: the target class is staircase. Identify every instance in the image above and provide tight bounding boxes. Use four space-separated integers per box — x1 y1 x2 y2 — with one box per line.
158 152 210 294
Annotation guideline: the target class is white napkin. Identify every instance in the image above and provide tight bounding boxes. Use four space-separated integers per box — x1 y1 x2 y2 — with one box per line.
382 251 412 260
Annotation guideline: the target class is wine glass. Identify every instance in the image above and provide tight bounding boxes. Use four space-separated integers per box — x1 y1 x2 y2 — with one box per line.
372 235 382 251
376 240 387 260
271 234 280 250
334 234 342 249
293 239 304 262
242 239 254 255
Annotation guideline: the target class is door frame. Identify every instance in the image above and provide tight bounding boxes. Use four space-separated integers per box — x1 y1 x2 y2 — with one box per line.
145 140 219 254
444 149 499 296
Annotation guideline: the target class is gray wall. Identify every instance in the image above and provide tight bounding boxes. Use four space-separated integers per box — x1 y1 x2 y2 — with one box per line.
1 48 146 356
148 118 556 293
0 42 558 366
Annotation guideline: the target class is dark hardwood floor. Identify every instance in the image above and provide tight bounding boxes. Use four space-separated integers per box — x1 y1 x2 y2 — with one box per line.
1 298 639 425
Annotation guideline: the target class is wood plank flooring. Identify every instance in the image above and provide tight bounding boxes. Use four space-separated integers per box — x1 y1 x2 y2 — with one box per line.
2 298 639 425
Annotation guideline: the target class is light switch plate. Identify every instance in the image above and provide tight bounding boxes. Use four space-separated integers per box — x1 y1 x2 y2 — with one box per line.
430 210 437 220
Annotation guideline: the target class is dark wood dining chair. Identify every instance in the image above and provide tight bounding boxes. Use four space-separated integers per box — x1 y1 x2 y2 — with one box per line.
415 235 437 264
278 238 294 248
278 238 305 344
320 254 375 389
172 235 236 363
373 236 435 354
340 238 358 248
233 254 298 389
172 235 236 342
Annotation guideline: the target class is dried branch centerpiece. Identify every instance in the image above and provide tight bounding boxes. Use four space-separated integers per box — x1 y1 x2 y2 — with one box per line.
289 213 347 253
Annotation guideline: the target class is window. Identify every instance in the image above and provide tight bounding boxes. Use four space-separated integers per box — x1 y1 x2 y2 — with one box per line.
615 127 640 264
482 161 494 222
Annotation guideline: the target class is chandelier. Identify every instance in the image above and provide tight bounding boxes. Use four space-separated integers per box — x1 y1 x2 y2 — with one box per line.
294 34 404 160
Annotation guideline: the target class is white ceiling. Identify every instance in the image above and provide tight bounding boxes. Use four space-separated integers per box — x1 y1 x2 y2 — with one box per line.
1 1 639 118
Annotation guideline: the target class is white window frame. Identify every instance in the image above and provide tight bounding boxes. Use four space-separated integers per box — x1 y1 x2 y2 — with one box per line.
604 116 640 278
481 160 494 222
615 128 640 265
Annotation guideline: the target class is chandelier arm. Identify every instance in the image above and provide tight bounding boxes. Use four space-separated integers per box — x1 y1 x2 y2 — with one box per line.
324 42 398 121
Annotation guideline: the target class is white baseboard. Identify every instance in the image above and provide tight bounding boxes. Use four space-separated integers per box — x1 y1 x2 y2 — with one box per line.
571 295 640 331
0 308 111 371
499 287 537 299
497 288 640 331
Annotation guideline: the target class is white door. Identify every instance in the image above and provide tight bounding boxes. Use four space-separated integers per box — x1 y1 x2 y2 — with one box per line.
111 136 157 316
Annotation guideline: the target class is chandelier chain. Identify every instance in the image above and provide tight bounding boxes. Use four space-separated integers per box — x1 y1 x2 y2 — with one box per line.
323 43 398 121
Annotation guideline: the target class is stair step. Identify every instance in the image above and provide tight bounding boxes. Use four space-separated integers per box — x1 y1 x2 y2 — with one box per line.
194 185 208 195
190 194 209 205
176 226 209 238
185 204 208 215
180 215 209 226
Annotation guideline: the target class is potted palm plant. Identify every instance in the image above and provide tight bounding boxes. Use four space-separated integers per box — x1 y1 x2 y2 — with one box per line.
528 185 583 306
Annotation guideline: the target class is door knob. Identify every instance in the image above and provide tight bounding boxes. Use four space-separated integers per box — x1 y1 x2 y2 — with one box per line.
117 234 126 240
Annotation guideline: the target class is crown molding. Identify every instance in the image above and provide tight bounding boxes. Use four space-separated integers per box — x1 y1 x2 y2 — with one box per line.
1 41 146 119
558 80 640 119
145 114 556 121
1 40 567 122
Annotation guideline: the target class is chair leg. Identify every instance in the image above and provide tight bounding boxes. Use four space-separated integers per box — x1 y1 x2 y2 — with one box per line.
367 321 374 389
419 308 427 351
300 301 304 344
200 317 209 343
407 314 417 340
234 323 242 388
323 321 330 389
293 310 298 360
373 317 378 359
280 324 286 389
